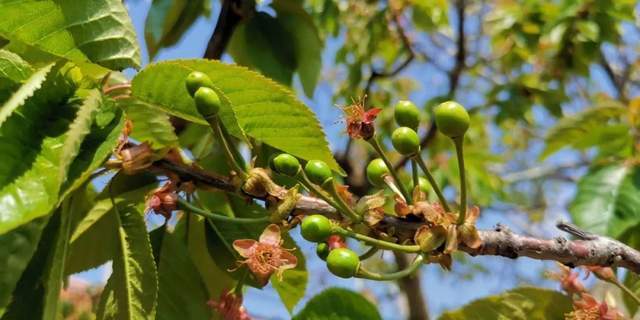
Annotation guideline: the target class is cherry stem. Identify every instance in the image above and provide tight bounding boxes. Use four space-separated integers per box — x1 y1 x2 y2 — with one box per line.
453 137 467 225
209 117 247 179
611 278 640 305
383 176 406 202
334 227 421 253
295 171 347 217
359 247 380 260
367 135 412 203
413 154 451 212
411 159 419 192
356 254 425 281
323 179 362 223
177 199 269 224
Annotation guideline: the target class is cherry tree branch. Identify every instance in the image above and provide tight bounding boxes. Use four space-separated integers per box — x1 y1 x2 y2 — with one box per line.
152 159 640 274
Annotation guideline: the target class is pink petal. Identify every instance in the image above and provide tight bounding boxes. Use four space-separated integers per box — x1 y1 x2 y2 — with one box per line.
279 251 298 270
233 239 257 257
259 224 281 245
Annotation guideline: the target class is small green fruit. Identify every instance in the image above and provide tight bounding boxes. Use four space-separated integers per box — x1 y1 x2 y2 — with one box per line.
391 127 420 155
326 248 360 278
433 101 470 138
301 215 333 242
394 100 420 129
194 87 221 118
366 158 389 187
417 177 430 194
316 243 330 261
272 154 300 176
304 160 332 185
185 71 214 96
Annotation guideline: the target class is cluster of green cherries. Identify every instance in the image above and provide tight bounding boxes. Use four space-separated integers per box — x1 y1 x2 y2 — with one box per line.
271 99 471 279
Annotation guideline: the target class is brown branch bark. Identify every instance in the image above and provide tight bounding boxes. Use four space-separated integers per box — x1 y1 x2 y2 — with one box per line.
152 159 640 274
204 0 244 60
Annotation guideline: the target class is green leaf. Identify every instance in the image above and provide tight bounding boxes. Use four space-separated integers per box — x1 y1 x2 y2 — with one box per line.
438 287 572 320
540 103 627 159
124 103 178 150
293 287 382 320
144 0 210 60
228 12 297 86
41 197 74 320
1 214 58 319
0 217 48 312
60 102 125 196
68 173 157 258
131 60 343 174
272 0 322 98
0 0 140 70
97 205 158 320
0 67 95 234
0 63 53 127
186 214 234 298
272 235 307 313
0 49 33 83
156 222 211 320
569 164 640 238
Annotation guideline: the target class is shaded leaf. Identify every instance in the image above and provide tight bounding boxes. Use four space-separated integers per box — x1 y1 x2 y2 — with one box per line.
0 63 53 127
438 287 572 320
0 0 140 70
155 220 211 320
272 0 322 97
0 67 93 234
96 205 158 320
293 287 382 320
228 12 297 86
0 217 48 312
144 0 210 59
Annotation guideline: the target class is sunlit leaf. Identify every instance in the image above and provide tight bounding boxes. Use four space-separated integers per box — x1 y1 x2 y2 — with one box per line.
0 0 140 70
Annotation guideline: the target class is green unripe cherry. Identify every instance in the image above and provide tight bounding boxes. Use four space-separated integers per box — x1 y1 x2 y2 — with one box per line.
304 160 332 185
326 248 360 278
391 127 420 155
301 215 333 242
272 154 300 176
366 158 389 187
193 87 221 118
433 101 470 138
316 243 330 261
185 71 214 97
417 177 430 194
394 100 420 129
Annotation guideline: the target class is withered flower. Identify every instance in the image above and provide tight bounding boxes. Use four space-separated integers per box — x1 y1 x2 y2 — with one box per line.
145 181 178 219
232 224 297 286
207 289 251 320
584 266 617 283
119 142 154 175
566 293 623 320
548 264 585 295
341 96 381 140
457 206 482 249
